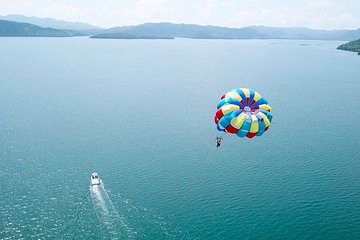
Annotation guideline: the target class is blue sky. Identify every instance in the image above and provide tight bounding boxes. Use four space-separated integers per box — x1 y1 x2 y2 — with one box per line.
0 0 359 29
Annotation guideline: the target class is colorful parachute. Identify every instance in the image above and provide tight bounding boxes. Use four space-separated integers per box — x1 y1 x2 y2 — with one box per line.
214 88 272 138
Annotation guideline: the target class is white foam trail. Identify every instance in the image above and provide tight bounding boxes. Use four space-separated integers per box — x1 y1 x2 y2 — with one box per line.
90 184 109 216
90 181 134 239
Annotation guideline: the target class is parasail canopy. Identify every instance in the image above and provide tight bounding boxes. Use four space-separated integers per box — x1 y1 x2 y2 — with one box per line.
214 88 272 139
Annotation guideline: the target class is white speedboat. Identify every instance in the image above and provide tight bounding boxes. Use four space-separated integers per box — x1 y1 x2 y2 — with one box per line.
90 172 101 186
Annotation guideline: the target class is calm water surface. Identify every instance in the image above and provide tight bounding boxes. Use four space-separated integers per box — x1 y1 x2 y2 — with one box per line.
0 37 359 239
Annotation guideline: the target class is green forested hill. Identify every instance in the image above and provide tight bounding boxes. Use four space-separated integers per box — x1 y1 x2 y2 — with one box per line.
337 39 360 55
0 20 75 37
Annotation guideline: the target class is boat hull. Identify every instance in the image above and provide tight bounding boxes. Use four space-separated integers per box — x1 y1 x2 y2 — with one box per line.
91 179 100 185
90 172 101 186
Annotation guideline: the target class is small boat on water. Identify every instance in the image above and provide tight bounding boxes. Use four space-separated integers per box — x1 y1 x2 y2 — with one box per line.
90 172 101 186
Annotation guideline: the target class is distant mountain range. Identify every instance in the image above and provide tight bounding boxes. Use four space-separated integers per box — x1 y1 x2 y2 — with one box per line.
0 14 101 30
91 22 360 41
0 19 77 37
0 14 103 35
0 14 359 41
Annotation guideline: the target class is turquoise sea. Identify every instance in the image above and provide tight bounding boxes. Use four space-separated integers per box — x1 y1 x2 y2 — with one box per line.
0 37 359 239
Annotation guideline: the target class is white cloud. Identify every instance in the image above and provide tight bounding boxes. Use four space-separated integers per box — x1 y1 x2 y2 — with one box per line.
304 13 360 30
0 0 35 15
228 9 288 28
307 0 330 8
128 0 173 21
227 1 360 30
40 3 81 19
198 0 219 20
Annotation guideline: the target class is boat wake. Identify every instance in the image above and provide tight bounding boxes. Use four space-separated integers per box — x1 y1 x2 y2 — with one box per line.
90 183 134 239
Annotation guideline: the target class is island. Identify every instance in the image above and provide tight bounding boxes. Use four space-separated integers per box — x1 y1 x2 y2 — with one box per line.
90 32 174 39
337 39 360 55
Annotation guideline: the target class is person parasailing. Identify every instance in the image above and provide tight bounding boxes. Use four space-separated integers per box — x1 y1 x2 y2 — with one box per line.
215 136 223 148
